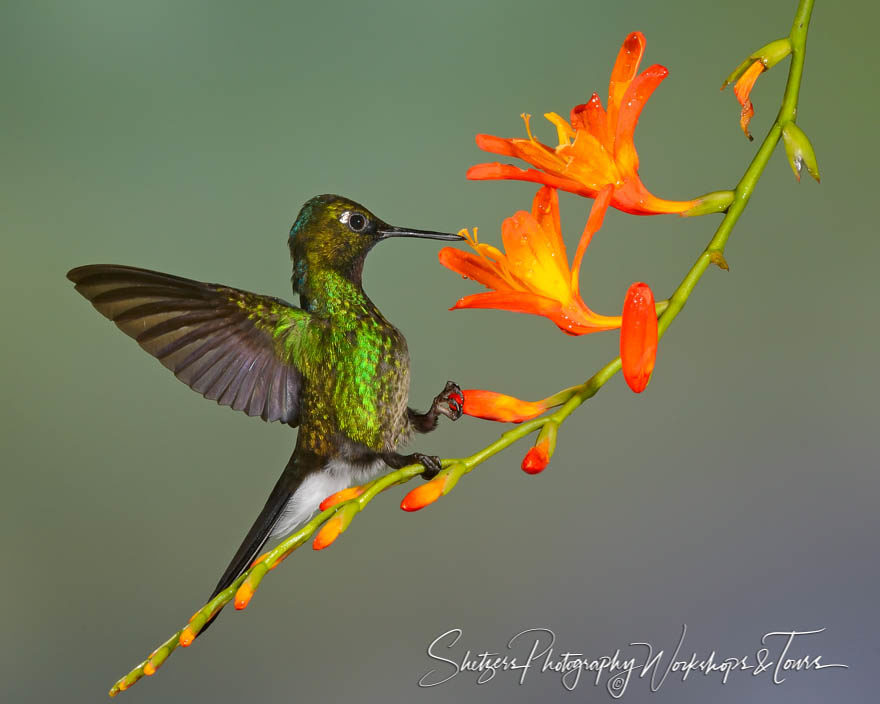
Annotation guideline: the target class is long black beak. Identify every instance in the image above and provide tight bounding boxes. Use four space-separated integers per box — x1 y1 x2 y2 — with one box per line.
377 225 463 242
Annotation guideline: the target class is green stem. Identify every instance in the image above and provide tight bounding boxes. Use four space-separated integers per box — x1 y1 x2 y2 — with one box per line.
108 0 815 695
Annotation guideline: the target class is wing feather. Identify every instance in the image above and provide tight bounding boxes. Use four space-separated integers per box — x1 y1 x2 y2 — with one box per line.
67 264 311 425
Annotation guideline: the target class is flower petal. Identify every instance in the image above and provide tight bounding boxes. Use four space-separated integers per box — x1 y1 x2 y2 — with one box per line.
613 64 668 177
509 138 567 173
530 184 561 237
608 31 646 133
501 211 571 302
474 133 519 157
438 247 513 293
529 186 572 285
543 112 575 146
571 93 612 152
571 185 613 294
451 290 564 318
611 178 696 215
733 60 764 140
466 162 599 198
559 131 619 188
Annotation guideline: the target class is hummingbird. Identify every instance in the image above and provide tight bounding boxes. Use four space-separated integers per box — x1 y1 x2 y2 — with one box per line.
67 194 465 633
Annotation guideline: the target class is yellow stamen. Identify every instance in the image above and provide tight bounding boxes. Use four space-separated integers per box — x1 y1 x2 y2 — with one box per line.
521 113 535 141
460 227 479 247
462 228 521 291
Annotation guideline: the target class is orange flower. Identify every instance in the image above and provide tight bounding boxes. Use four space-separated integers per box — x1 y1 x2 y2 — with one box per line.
467 32 696 215
732 60 764 141
620 282 658 393
439 185 621 335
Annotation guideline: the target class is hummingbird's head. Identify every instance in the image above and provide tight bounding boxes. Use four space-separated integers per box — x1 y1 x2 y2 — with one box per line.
288 194 462 291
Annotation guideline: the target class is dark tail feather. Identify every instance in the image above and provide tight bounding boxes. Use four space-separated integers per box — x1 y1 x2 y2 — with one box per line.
198 446 314 637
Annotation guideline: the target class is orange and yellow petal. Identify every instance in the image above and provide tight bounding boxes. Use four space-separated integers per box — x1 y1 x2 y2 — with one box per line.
544 111 576 145
473 133 519 157
553 302 621 335
571 93 611 152
438 247 513 292
560 130 619 189
451 290 564 319
501 211 570 301
530 184 562 245
610 178 697 216
571 185 613 294
608 31 647 129
734 60 764 140
466 162 600 199
620 282 658 393
613 64 668 176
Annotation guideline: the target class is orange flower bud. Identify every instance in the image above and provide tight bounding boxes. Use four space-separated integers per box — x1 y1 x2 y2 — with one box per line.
233 581 254 610
461 389 549 423
521 439 550 474
621 282 658 393
312 515 343 550
400 477 444 512
179 626 196 647
319 485 365 511
143 662 156 676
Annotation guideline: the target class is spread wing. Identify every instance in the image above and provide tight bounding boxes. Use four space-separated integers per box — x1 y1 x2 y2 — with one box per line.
67 264 313 425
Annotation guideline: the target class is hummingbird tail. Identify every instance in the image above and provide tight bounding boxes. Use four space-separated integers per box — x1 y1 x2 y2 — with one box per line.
198 446 316 637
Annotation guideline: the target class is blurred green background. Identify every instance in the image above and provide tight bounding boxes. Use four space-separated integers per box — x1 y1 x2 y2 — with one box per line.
2 1 876 702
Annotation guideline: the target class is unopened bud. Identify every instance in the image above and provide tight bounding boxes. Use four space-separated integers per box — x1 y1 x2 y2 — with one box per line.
782 122 820 183
621 283 659 394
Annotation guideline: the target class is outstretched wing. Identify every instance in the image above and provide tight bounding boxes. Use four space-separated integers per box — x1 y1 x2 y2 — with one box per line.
67 264 313 425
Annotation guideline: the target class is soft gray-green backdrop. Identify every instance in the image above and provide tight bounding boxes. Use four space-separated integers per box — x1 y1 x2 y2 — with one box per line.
2 1 876 702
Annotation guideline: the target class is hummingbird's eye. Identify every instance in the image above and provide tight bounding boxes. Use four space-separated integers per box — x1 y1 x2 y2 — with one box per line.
347 213 368 233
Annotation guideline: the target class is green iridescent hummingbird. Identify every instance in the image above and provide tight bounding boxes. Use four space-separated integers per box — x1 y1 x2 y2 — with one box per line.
67 194 464 633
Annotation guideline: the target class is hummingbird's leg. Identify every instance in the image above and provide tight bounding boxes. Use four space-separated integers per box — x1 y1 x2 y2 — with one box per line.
382 451 443 480
407 380 463 433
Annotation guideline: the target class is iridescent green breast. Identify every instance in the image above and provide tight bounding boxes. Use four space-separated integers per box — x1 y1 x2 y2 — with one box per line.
292 271 411 454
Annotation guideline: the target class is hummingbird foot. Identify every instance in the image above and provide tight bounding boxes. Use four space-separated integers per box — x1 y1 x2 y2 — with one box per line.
382 451 443 480
407 380 463 433
433 380 463 421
